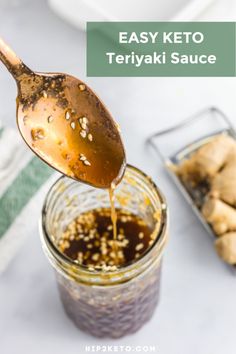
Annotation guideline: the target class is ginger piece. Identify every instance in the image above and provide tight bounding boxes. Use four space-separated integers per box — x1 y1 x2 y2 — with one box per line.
210 156 236 206
202 198 236 235
177 135 236 183
215 232 236 265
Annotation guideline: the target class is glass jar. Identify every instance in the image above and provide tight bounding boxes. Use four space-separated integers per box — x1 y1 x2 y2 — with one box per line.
40 165 168 338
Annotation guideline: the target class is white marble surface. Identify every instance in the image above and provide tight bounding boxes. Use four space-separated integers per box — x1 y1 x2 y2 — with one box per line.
1 1 236 353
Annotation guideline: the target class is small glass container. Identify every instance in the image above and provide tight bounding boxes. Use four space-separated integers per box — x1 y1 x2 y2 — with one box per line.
40 165 168 338
147 107 235 164
147 107 236 274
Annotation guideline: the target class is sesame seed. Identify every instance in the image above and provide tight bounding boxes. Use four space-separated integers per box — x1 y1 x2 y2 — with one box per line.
82 117 88 124
81 122 87 130
65 111 70 120
88 133 93 142
79 155 86 161
42 91 47 98
70 121 76 129
138 232 144 239
122 239 129 247
80 130 87 138
84 160 91 166
79 84 86 91
92 253 99 261
118 234 124 240
135 243 144 251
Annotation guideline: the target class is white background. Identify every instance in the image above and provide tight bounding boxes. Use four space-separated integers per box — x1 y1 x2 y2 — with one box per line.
0 1 236 354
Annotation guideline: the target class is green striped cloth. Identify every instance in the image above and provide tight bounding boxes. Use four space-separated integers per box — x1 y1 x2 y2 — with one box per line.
0 122 56 272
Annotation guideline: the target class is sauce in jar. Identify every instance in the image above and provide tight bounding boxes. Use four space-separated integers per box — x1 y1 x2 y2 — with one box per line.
41 166 168 337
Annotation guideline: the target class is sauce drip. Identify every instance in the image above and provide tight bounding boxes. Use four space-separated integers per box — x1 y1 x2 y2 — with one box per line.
109 186 117 241
109 185 118 263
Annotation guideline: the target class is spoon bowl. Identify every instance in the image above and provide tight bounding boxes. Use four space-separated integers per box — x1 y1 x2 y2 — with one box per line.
0 38 126 188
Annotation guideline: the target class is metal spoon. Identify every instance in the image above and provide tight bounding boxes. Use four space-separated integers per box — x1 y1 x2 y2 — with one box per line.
0 37 126 188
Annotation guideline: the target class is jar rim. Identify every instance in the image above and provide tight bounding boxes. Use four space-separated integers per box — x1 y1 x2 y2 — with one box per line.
40 164 168 285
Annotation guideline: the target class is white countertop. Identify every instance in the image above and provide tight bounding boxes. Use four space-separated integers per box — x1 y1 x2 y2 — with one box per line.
1 1 236 354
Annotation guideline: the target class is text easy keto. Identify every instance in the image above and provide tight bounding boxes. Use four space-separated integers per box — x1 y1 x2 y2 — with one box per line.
119 31 204 44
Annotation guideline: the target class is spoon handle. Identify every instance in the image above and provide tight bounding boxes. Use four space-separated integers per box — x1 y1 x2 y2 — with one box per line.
0 37 23 79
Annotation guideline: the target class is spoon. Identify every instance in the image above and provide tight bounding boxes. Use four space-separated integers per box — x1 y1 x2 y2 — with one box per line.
0 37 126 188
